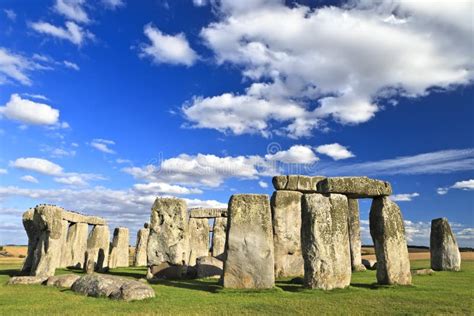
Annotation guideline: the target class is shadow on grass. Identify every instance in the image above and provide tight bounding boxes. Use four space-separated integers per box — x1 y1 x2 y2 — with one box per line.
154 279 222 293
0 269 22 277
107 270 147 279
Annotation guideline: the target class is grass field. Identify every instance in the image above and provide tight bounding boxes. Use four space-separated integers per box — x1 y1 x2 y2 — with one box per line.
0 258 473 315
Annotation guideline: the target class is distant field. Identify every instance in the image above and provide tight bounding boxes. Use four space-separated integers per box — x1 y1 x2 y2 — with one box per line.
0 256 473 314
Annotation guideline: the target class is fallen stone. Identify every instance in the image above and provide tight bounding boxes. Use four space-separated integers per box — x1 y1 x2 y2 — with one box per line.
187 218 210 266
196 256 223 278
71 274 155 301
211 217 227 258
347 198 366 272
370 197 411 285
430 218 461 271
222 194 274 289
108 227 130 268
271 190 304 278
148 262 188 279
318 177 392 198
362 259 377 270
147 198 188 279
8 276 47 285
412 268 435 276
46 274 80 288
301 193 352 290
189 208 228 218
133 223 150 267
86 225 110 271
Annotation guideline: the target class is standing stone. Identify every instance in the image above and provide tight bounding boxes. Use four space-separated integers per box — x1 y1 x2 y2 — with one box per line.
222 194 274 289
58 220 69 268
301 194 351 290
347 198 365 271
62 222 89 268
133 223 150 267
187 218 210 266
109 227 130 268
271 190 304 277
30 205 64 277
211 217 227 258
147 198 189 279
21 209 39 274
86 225 110 271
370 197 411 285
430 218 461 271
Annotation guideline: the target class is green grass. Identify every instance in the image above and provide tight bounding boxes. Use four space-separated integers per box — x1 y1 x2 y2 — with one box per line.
0 260 473 315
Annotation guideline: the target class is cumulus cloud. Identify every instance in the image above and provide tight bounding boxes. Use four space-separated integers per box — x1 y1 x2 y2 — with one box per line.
20 175 39 184
265 145 318 164
315 143 354 160
140 24 198 66
0 169 8 174
181 0 473 138
90 138 116 154
30 21 94 46
0 94 60 126
54 0 89 23
437 179 474 195
258 181 268 188
133 182 202 195
390 192 420 202
192 0 207 7
11 157 63 175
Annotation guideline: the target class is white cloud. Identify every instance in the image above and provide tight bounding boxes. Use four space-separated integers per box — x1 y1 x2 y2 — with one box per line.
54 175 86 186
258 180 268 188
390 192 419 202
101 0 125 9
0 48 37 86
0 94 60 126
4 9 16 21
54 0 89 24
451 179 474 191
23 93 49 101
0 169 8 175
321 148 474 176
192 0 207 7
10 157 63 175
315 143 355 160
437 179 474 195
133 182 202 195
20 175 39 184
63 60 80 71
181 0 473 138
116 158 131 164
140 23 198 66
90 138 116 154
50 148 76 158
30 21 94 46
265 145 318 164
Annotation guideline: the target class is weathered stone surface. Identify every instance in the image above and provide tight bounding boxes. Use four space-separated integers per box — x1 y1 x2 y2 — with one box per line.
196 256 223 278
58 219 69 268
347 198 365 272
301 193 351 290
412 268 435 276
271 190 304 278
133 224 150 267
21 209 39 273
86 225 110 271
222 194 274 289
46 274 80 288
61 210 106 225
318 177 392 198
148 262 188 279
370 197 411 285
147 198 188 279
71 274 155 301
8 276 47 285
108 227 130 268
189 208 228 218
62 222 89 268
187 218 210 266
430 218 461 271
211 217 227 258
30 205 65 277
272 175 326 192
362 259 377 270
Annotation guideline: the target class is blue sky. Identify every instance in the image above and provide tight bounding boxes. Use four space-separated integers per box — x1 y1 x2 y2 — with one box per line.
0 0 473 246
